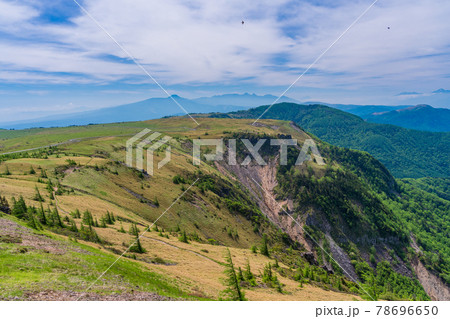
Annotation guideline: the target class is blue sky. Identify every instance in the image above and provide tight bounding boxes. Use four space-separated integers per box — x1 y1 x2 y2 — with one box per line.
0 0 450 122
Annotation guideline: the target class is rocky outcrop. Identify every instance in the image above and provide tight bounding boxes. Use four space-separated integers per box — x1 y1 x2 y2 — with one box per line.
412 258 450 301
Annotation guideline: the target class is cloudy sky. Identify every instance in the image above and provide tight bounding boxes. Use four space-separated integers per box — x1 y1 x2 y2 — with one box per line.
1 0 450 121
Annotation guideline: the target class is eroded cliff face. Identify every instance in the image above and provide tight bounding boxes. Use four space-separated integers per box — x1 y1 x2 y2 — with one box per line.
410 238 450 301
216 158 309 250
215 157 361 281
412 259 450 301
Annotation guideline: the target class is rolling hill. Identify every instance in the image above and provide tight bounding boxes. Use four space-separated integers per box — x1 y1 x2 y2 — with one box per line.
1 117 448 300
221 103 450 178
365 104 450 132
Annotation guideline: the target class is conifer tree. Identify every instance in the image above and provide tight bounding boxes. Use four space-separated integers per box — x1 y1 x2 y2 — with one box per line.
52 208 63 228
260 234 270 257
12 196 27 219
69 219 78 232
38 202 47 225
244 261 257 286
237 267 245 283
129 235 146 253
220 249 246 301
82 210 94 226
118 224 126 233
129 223 139 236
178 230 189 243
26 207 41 230
33 186 45 202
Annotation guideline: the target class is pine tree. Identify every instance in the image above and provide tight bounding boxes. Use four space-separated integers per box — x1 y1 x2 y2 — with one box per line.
38 202 47 225
262 263 273 284
129 235 146 253
244 261 257 286
129 223 139 236
178 230 189 243
237 267 245 283
153 196 159 207
104 211 115 225
71 209 81 219
12 196 27 219
220 249 246 301
69 219 78 232
26 207 41 230
260 234 270 257
82 210 94 226
33 186 45 202
52 208 63 228
274 258 279 268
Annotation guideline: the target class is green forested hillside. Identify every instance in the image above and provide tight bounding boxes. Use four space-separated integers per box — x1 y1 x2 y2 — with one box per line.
365 105 450 132
222 103 450 178
384 178 450 284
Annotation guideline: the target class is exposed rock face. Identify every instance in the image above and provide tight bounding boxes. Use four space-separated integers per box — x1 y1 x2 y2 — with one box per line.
412 259 450 301
410 238 450 301
215 158 312 252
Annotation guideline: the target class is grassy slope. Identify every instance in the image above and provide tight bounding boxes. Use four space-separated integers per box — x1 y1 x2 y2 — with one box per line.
0 118 361 301
0 215 195 300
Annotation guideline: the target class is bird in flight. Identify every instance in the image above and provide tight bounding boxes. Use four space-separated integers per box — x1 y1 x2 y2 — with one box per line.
242 21 244 25
387 26 390 29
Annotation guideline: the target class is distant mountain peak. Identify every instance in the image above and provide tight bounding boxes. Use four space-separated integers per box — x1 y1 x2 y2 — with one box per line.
433 88 450 94
402 104 433 111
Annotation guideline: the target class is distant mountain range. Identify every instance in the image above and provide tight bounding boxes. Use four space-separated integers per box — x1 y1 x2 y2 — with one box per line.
0 93 297 130
365 104 450 132
314 103 406 117
0 92 448 132
309 102 450 132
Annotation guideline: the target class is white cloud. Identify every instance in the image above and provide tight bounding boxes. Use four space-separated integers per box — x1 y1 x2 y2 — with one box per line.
0 0 38 26
0 0 449 93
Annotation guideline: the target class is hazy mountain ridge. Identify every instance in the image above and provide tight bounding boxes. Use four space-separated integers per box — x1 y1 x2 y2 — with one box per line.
365 104 450 132
0 93 297 130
